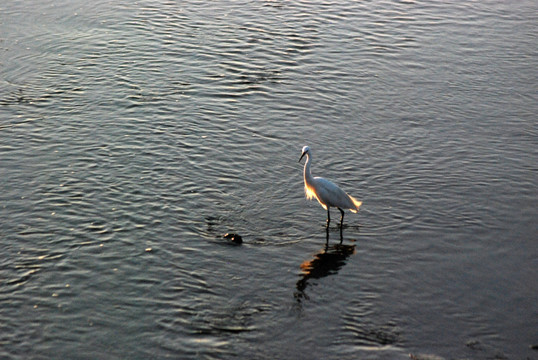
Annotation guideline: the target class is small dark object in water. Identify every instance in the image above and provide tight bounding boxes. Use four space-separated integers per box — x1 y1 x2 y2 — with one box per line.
531 344 538 350
224 233 242 244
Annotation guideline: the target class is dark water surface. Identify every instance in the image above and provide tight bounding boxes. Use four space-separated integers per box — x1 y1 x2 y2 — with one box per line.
1 1 537 359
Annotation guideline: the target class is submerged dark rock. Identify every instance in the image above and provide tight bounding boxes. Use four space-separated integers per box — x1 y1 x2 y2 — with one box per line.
223 233 242 245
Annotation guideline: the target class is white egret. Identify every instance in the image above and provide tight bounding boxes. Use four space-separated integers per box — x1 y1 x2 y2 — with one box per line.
299 146 362 227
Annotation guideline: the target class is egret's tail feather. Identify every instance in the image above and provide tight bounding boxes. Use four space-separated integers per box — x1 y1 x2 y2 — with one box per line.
349 195 362 213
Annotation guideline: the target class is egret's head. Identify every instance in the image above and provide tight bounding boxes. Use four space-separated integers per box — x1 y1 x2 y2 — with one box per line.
299 146 310 162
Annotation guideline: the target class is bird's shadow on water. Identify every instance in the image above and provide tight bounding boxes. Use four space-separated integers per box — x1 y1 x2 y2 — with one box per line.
294 227 356 303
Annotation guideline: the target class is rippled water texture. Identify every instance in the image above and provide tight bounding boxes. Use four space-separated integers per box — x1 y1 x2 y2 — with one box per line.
1 1 537 359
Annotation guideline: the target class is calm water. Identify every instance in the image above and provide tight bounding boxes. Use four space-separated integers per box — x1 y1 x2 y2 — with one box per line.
1 1 537 359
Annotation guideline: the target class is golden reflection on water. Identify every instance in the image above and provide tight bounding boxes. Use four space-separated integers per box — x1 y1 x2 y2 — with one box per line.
295 228 356 302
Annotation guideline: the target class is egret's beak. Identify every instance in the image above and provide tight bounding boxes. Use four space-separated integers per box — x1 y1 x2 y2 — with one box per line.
299 152 305 163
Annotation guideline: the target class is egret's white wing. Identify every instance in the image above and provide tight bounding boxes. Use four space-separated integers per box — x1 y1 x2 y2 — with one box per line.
313 177 358 210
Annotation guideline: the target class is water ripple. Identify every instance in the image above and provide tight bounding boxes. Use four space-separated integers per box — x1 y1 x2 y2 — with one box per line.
1 0 537 359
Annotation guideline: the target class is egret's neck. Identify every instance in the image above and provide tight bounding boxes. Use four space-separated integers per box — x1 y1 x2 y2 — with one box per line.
303 154 314 185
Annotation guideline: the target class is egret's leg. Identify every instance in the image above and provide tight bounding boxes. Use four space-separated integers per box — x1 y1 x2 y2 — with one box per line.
339 208 345 228
326 208 331 225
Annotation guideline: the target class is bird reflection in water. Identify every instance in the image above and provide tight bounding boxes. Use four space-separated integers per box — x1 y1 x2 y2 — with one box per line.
295 227 356 302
